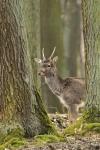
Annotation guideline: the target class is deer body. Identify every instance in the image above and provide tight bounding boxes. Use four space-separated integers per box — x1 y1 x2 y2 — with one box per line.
35 48 85 122
45 74 85 121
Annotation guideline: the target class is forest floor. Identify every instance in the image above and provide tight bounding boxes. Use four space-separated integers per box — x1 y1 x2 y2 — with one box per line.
18 114 100 150
20 137 100 150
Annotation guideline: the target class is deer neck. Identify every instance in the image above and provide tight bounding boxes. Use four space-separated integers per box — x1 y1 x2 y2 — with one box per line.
45 73 63 96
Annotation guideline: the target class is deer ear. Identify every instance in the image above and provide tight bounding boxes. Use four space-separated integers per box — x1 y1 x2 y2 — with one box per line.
53 56 58 63
34 58 42 64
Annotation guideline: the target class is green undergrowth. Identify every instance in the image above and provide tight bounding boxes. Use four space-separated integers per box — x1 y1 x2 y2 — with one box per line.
33 134 64 146
1 107 100 150
64 119 100 136
64 108 100 136
82 107 100 123
0 128 63 150
0 128 27 150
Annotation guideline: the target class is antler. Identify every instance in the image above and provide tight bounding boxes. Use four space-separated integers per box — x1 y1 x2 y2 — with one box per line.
49 47 56 59
42 48 46 60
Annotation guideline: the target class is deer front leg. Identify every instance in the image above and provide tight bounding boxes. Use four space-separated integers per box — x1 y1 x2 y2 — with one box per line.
68 104 78 123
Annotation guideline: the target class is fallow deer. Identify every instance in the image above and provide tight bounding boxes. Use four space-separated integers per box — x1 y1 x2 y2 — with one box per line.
35 48 85 123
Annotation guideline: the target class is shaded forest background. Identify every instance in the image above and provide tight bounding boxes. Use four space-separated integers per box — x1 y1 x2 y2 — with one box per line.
0 0 85 115
0 0 100 143
40 0 85 113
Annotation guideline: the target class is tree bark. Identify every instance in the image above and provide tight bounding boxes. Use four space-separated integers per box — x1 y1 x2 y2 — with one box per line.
21 0 41 88
62 0 83 76
0 0 54 137
82 0 100 122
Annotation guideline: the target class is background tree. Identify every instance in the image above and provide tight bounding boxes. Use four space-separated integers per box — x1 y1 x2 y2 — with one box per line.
40 0 65 113
82 0 100 121
40 0 85 113
22 0 41 88
0 0 54 137
61 0 84 77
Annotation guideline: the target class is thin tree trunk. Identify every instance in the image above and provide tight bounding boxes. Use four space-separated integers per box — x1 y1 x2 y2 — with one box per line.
62 0 84 77
82 0 100 121
67 0 81 76
0 0 54 137
40 0 64 113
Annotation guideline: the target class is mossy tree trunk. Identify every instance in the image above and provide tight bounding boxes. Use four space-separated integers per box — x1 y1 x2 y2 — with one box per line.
40 0 64 113
82 0 100 122
0 0 54 137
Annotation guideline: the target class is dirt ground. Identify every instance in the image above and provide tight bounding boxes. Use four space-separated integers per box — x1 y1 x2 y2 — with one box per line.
19 114 100 150
20 136 100 150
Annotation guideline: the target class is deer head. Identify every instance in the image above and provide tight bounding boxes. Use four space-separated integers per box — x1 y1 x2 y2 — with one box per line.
34 47 58 77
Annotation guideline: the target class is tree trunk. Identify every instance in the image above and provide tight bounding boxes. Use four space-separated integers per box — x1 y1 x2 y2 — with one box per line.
40 0 64 113
21 0 41 88
0 0 54 137
82 0 100 122
62 0 83 76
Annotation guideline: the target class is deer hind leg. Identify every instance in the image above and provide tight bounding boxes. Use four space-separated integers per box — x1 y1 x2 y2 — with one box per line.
68 104 78 123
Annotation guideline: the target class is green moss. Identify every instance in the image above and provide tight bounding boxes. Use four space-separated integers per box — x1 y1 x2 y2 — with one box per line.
82 107 100 123
0 89 58 150
64 117 83 136
64 107 100 136
64 115 100 136
34 89 58 135
0 128 27 150
0 138 26 150
0 127 62 150
81 123 100 135
33 134 64 146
